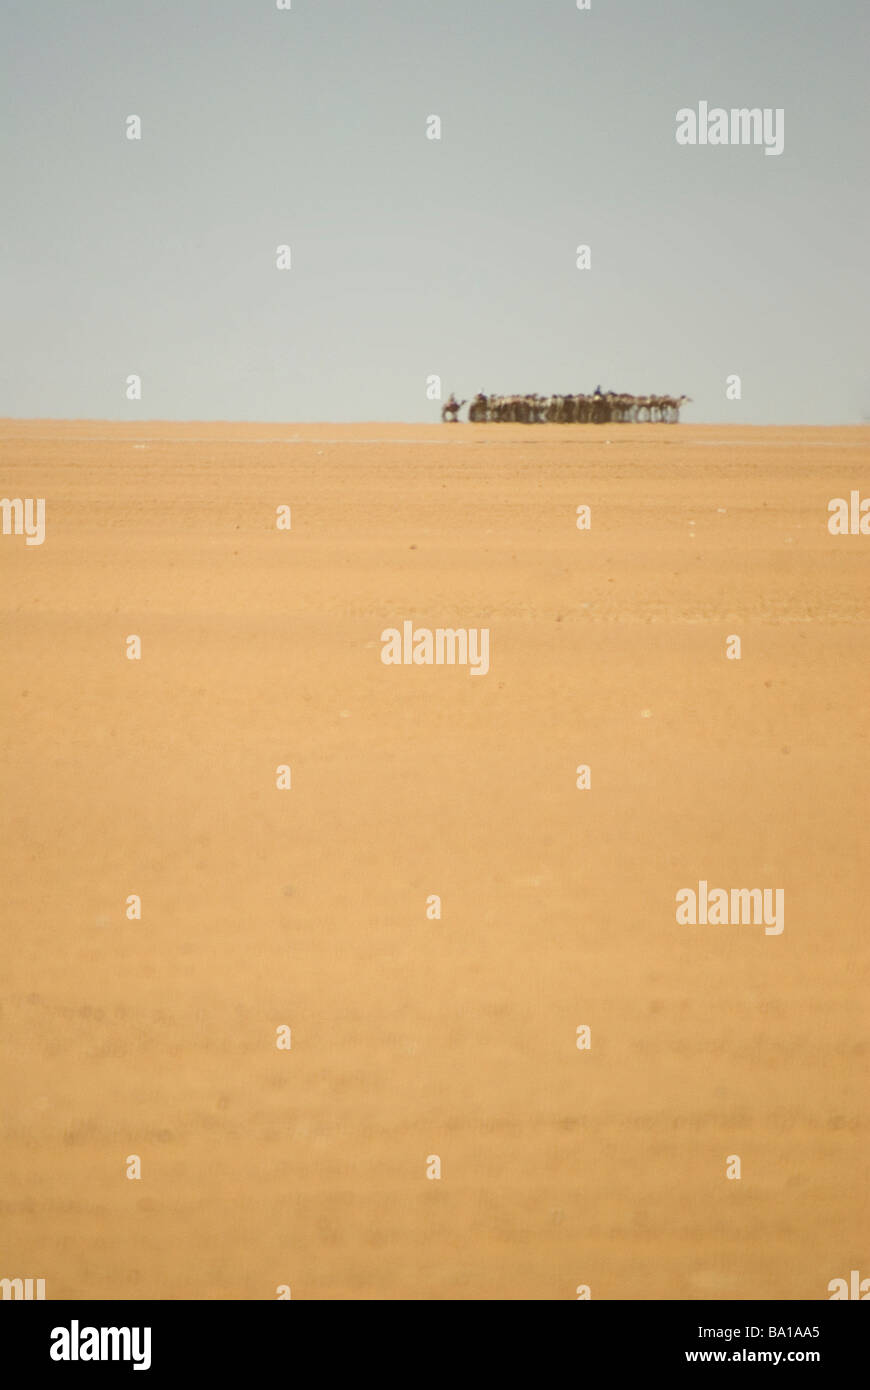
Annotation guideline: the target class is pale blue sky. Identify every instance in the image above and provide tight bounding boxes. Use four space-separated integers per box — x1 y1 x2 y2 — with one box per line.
2 0 868 422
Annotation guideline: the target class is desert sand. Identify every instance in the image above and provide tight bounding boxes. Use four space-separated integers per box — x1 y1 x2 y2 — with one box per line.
1 419 867 1300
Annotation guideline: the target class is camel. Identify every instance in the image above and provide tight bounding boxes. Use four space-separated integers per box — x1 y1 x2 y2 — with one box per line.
441 394 466 422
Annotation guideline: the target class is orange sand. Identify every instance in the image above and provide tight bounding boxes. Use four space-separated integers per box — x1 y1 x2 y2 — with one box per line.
1 420 867 1299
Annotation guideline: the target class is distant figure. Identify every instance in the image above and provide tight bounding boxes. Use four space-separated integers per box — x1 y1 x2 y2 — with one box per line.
441 393 466 422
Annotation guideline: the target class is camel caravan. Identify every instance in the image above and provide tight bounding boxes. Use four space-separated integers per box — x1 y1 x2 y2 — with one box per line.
441 389 691 424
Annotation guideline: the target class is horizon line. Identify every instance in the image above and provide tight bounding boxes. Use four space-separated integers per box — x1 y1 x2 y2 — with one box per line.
2 417 869 430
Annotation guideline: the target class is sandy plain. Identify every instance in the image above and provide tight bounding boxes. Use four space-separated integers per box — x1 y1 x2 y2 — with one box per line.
0 419 867 1300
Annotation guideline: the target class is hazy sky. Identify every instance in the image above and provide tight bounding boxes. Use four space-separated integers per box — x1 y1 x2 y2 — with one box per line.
2 0 868 423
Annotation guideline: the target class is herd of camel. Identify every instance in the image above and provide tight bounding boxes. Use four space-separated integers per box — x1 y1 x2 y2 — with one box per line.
441 390 691 424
